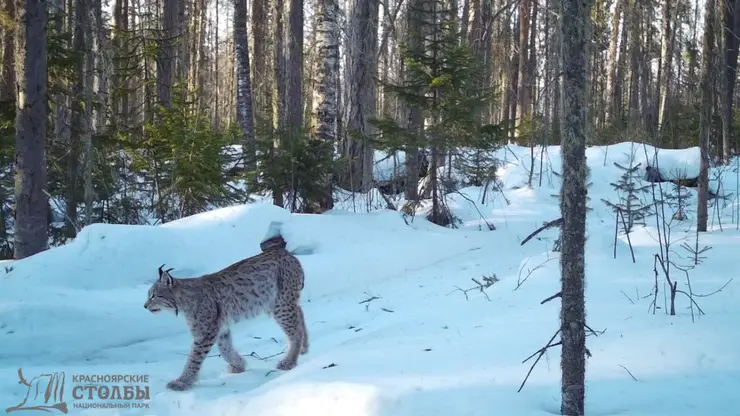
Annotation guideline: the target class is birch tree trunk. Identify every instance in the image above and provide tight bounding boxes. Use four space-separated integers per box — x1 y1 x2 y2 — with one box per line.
312 0 340 210
14 0 49 259
234 0 257 171
559 0 590 409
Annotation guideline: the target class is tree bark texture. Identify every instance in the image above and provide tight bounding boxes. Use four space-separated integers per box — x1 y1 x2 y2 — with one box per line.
721 0 740 161
516 0 532 135
234 0 257 171
312 0 340 209
272 0 286 207
559 0 590 410
0 0 15 101
252 0 271 119
697 0 716 232
657 0 676 132
14 0 49 259
285 0 303 130
404 0 423 201
344 0 379 192
157 0 178 108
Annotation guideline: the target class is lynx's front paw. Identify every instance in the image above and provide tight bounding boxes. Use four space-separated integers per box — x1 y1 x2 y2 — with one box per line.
227 360 246 374
276 358 297 371
166 378 193 391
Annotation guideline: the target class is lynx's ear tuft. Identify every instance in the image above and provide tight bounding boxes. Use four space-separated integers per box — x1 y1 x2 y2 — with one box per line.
158 264 174 286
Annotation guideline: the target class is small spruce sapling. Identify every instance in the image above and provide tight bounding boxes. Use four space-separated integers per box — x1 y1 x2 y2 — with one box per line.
602 161 653 233
660 167 693 221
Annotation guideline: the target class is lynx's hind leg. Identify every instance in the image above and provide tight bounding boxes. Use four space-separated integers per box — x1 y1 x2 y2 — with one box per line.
217 328 246 374
297 306 309 354
274 302 303 370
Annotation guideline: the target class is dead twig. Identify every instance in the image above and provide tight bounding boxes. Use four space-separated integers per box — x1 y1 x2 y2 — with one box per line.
359 295 381 304
515 256 557 290
248 348 287 361
620 290 635 304
454 189 496 230
521 217 563 246
540 291 561 304
518 327 597 393
450 274 499 300
517 330 560 393
691 277 733 297
619 364 638 381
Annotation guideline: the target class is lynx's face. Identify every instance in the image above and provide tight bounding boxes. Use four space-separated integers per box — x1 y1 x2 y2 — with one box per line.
144 265 178 315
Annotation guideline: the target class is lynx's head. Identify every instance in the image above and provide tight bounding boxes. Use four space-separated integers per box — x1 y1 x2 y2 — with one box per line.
144 265 179 315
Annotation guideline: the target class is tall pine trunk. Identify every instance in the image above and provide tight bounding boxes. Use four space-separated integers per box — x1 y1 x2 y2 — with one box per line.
697 0 716 232
516 0 532 136
721 0 740 161
559 0 590 410
657 0 676 133
14 0 49 259
234 0 257 171
252 0 271 120
404 0 423 202
272 0 287 207
285 0 303 130
344 0 379 192
1 0 15 101
158 0 178 108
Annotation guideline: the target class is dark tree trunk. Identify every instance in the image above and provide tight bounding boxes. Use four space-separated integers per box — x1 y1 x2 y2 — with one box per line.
157 0 178 108
272 0 286 207
285 0 303 129
252 0 271 119
403 0 423 202
1 0 15 101
14 0 49 259
344 0 379 192
234 0 257 171
721 0 740 161
559 0 590 410
697 0 716 232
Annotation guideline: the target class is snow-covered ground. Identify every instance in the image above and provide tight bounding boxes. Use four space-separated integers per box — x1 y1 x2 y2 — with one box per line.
2 142 740 415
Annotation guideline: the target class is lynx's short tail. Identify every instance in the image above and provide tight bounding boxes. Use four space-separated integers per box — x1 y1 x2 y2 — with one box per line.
260 221 288 252
260 235 288 251
259 221 316 256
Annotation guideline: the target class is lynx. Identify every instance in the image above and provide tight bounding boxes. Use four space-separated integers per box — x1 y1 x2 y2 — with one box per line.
143 222 308 391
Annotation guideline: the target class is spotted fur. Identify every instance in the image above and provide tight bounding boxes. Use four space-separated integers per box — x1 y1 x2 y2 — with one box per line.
144 223 308 391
